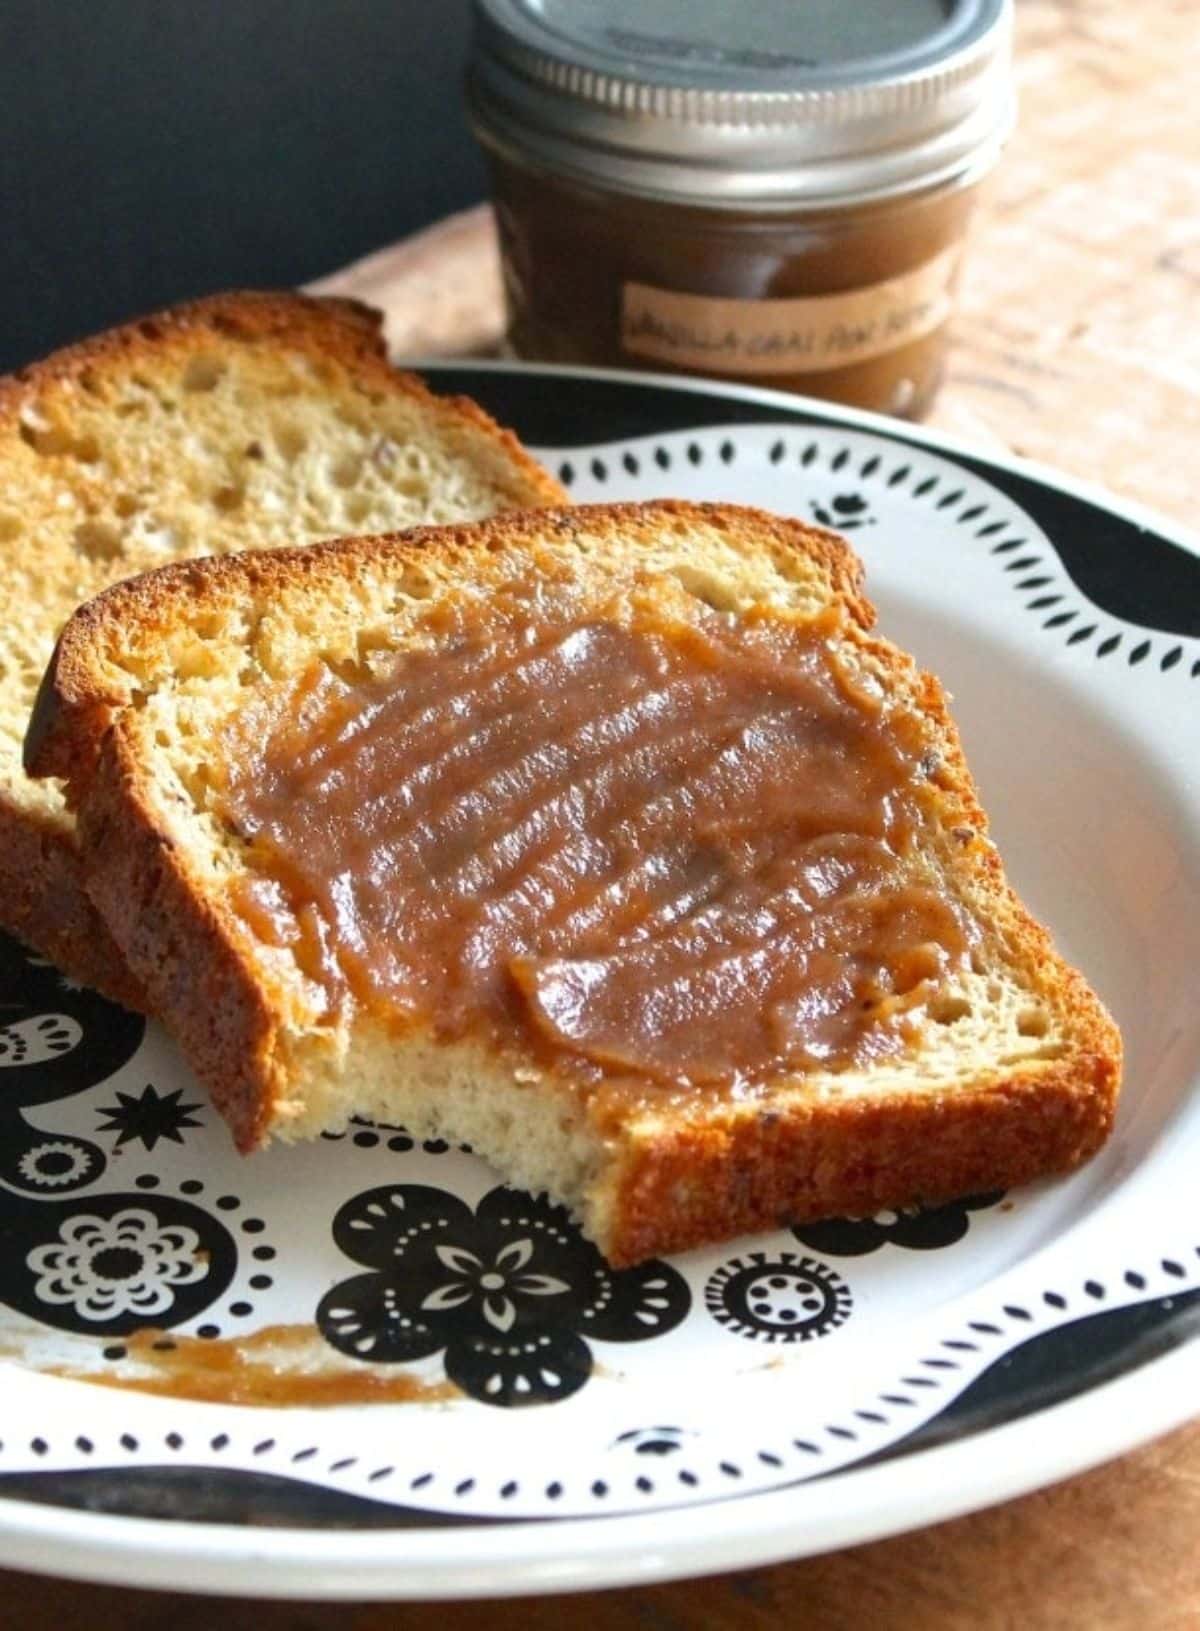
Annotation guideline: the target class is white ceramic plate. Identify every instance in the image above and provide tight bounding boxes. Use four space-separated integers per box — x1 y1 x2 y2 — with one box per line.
0 363 1195 1599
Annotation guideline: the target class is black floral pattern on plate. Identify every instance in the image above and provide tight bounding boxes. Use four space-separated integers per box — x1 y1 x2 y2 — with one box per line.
613 1425 690 1456
810 492 875 530
0 934 240 1336
317 1184 691 1407
792 1192 1006 1256
705 1251 851 1342
0 933 145 1198
0 1191 238 1335
14 1138 101 1192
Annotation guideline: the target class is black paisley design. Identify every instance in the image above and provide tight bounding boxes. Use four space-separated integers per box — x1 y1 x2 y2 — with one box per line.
0 933 145 1198
0 935 144 1101
792 1192 1005 1256
0 1190 238 1335
317 1184 691 1406
0 934 240 1337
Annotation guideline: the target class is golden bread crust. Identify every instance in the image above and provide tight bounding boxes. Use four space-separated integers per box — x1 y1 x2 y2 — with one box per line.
598 1053 1119 1267
28 500 869 782
0 798 145 1010
75 727 281 1147
0 291 562 510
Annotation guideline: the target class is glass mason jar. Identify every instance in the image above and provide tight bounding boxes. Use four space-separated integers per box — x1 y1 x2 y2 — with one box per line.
468 0 1013 418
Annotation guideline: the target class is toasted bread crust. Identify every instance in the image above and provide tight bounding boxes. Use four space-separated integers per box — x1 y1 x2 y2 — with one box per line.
75 729 280 1147
28 502 1123 1262
599 1052 1118 1266
0 799 145 1010
28 500 870 785
0 291 563 513
0 290 565 998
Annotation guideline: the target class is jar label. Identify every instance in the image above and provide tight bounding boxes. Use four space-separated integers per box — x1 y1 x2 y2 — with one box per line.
620 247 960 376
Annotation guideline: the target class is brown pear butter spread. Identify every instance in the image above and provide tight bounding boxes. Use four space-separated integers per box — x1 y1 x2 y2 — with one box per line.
52 1325 457 1408
487 162 979 418
218 597 973 1095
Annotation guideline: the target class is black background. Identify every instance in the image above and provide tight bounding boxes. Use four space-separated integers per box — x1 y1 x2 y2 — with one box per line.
0 0 483 373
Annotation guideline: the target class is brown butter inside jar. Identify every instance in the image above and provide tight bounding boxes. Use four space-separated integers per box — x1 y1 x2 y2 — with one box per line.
468 0 1014 418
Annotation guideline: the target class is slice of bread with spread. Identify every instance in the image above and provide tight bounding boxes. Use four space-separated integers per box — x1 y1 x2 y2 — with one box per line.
0 291 565 1004
27 501 1122 1264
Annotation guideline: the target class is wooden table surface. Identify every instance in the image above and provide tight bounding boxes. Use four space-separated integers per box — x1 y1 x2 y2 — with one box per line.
4 0 1197 1623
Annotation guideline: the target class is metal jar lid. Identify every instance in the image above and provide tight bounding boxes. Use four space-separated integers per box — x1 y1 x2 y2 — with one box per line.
468 0 1014 208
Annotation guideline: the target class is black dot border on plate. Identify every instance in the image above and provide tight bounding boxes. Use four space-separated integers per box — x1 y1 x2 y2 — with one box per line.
8 1248 1195 1517
555 436 1199 679
96 1176 279 1363
318 1117 471 1156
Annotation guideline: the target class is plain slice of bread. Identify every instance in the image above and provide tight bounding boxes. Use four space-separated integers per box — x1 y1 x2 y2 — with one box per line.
27 501 1122 1265
0 290 565 1003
